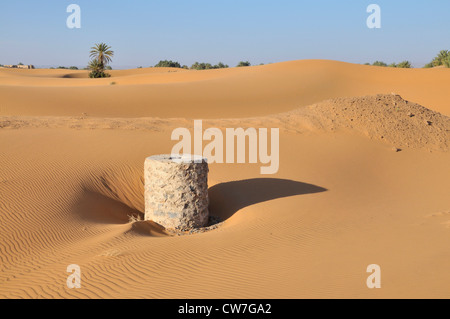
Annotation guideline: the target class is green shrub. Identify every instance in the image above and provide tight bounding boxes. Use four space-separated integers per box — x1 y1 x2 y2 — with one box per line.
236 61 251 67
190 62 229 70
154 60 181 68
215 62 229 69
432 50 449 67
443 56 450 68
191 62 212 70
88 59 111 78
69 66 78 70
396 61 412 68
424 49 450 67
372 61 387 67
89 70 111 78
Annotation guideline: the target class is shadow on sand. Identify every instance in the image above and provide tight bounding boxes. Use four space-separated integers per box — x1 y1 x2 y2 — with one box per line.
75 178 327 234
208 178 327 222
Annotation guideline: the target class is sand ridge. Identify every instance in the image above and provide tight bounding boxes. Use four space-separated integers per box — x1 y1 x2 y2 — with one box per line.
1 60 450 118
2 94 448 151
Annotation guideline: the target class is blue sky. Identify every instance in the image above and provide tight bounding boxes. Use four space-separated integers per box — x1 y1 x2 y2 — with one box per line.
0 0 449 68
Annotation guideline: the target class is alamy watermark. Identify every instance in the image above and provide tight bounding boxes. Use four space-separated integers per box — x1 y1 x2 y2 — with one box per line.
66 4 81 29
366 264 381 288
65 263 382 291
65 4 380 30
171 120 279 175
66 264 81 289
366 4 381 29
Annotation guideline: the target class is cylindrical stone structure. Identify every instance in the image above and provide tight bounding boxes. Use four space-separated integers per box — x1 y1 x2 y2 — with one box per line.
144 154 209 230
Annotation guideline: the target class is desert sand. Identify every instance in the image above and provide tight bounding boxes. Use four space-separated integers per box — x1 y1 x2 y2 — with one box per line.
0 60 449 298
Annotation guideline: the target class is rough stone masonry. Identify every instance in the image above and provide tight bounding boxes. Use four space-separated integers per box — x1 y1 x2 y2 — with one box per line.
144 154 209 230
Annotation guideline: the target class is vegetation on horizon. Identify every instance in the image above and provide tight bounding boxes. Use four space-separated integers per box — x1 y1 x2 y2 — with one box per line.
153 60 230 70
55 66 79 70
424 50 450 68
88 43 114 78
190 62 229 70
236 61 251 67
365 50 450 68
154 60 182 68
9 48 449 71
393 61 412 68
367 60 412 68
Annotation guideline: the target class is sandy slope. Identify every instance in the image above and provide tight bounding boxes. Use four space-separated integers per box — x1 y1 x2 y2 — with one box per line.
1 60 450 118
0 60 449 299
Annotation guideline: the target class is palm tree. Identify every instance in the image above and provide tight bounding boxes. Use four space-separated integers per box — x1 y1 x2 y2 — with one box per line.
89 43 114 69
88 59 111 78
88 43 114 78
432 50 449 67
88 59 102 72
444 56 450 68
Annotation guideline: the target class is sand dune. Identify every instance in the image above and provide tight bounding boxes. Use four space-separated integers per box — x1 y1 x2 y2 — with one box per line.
0 60 449 298
1 60 450 118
